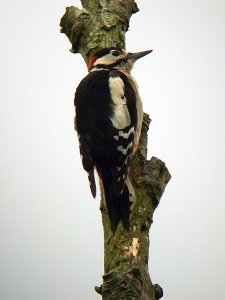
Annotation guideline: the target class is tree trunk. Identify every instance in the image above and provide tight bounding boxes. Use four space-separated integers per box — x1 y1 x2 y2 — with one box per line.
60 1 171 299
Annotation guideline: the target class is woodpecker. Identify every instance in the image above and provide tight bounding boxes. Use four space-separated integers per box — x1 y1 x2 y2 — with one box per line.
74 47 152 232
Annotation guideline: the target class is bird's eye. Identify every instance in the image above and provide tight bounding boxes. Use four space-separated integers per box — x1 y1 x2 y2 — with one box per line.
112 50 121 57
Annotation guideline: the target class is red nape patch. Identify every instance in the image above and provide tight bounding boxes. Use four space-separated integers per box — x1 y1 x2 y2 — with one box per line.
88 56 97 71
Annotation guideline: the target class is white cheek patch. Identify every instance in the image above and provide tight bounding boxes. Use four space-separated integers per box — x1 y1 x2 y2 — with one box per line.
94 55 115 66
109 76 131 129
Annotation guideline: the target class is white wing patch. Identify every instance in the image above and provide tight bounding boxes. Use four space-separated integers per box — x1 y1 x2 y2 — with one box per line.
109 76 131 129
117 142 133 155
113 127 135 141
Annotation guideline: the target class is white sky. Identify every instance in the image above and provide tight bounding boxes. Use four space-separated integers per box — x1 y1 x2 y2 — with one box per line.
0 0 225 299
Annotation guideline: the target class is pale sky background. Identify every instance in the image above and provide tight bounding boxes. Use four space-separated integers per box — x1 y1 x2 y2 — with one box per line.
1 0 225 299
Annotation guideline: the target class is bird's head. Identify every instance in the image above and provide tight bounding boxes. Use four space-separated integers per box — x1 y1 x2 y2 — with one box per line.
88 47 153 73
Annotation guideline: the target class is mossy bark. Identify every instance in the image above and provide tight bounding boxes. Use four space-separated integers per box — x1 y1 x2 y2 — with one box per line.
60 1 171 299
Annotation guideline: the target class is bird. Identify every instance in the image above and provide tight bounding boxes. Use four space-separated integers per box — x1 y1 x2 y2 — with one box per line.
74 47 152 233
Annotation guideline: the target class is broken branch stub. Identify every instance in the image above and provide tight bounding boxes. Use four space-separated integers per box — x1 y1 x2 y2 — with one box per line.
60 0 139 63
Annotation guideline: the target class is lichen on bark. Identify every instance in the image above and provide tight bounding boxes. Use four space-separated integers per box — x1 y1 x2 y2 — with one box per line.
60 1 171 299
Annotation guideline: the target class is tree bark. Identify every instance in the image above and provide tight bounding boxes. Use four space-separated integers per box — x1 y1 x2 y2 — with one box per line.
60 1 171 299
60 0 138 63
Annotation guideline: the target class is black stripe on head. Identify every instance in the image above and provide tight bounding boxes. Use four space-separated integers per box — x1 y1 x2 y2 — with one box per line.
94 47 122 59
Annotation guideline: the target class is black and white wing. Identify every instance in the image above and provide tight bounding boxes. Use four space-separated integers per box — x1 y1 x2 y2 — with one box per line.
106 70 137 197
74 69 137 232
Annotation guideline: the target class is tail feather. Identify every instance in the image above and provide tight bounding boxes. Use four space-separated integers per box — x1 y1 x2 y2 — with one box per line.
103 181 130 233
104 186 120 233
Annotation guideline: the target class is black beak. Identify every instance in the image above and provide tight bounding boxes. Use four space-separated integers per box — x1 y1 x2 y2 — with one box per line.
127 50 153 61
